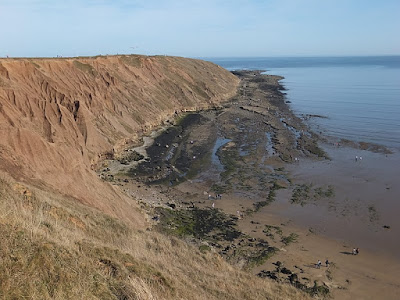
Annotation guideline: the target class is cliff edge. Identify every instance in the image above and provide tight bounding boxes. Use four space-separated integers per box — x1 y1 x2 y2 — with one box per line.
0 55 239 221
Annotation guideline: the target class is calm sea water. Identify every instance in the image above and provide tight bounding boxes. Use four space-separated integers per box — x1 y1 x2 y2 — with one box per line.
207 57 400 150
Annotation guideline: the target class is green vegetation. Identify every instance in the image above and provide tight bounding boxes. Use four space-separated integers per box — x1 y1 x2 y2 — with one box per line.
309 281 330 297
155 207 241 241
298 135 329 159
307 143 327 158
314 185 335 198
291 184 312 206
223 237 279 270
263 225 283 240
199 245 211 253
218 145 241 181
156 207 281 270
117 150 144 165
252 180 285 213
291 184 335 206
246 247 278 269
281 233 299 245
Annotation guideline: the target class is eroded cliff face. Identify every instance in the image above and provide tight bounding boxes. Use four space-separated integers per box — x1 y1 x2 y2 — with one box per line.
0 55 239 220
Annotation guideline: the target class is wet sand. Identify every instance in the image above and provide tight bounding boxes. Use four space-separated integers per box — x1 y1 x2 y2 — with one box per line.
100 70 400 299
244 144 400 300
269 145 400 260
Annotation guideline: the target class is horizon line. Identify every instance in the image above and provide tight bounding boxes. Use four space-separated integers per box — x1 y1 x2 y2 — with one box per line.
1 53 400 60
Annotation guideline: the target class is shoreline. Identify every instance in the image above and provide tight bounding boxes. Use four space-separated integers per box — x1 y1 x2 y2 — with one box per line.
274 143 400 260
100 70 400 299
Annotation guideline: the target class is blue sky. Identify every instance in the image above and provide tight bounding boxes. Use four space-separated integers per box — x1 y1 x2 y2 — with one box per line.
0 0 399 58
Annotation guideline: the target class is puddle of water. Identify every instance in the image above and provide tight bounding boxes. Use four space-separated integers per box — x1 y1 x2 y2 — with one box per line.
260 132 277 165
211 137 231 171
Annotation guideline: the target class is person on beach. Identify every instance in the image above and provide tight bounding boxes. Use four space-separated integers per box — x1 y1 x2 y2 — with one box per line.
325 259 330 267
352 248 357 255
316 260 322 269
355 156 358 162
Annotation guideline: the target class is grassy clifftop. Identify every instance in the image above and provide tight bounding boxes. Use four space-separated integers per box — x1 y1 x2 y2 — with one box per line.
0 176 309 299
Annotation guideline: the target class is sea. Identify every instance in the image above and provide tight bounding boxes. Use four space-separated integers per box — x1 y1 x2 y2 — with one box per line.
205 57 400 260
206 56 400 150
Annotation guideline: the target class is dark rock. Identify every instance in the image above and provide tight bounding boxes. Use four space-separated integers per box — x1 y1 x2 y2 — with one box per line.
257 242 268 247
167 203 176 209
257 270 278 280
289 273 298 283
273 261 282 267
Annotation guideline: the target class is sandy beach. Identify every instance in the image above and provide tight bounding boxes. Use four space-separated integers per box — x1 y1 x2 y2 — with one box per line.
100 70 400 299
272 145 400 260
238 144 400 300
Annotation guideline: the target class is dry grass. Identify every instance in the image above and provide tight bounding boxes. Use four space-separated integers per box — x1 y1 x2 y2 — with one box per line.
0 175 310 300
